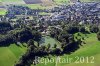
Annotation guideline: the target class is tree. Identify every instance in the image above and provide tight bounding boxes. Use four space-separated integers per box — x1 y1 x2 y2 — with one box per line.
32 31 42 42
97 32 100 41
47 43 51 50
90 26 99 33
67 26 79 34
27 39 35 47
51 48 62 55
0 22 12 34
79 26 86 33
54 44 57 48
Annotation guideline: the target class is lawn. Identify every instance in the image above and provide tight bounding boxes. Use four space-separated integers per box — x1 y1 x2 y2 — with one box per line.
35 33 100 66
0 0 2 2
0 9 6 15
0 44 27 66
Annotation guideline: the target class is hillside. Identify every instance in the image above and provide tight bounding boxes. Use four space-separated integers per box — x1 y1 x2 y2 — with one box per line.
36 33 100 66
0 44 27 66
0 0 100 66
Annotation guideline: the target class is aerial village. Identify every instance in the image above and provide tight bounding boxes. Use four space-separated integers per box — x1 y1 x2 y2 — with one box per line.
0 0 100 66
0 0 100 35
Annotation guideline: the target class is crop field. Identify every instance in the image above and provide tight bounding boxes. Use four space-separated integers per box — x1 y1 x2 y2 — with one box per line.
1 0 25 4
0 9 6 15
54 0 70 4
26 4 46 9
0 44 27 66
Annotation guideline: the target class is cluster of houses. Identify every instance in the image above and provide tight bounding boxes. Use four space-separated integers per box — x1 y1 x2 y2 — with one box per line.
0 1 100 35
0 5 49 25
44 1 100 24
5 5 40 18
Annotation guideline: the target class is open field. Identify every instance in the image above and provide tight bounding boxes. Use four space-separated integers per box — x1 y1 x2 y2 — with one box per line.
26 4 46 9
0 44 27 66
35 33 100 66
1 0 25 4
54 0 70 4
0 9 6 15
0 36 60 66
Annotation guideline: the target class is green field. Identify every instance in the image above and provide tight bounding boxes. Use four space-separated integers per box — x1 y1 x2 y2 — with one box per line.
54 0 70 4
0 9 6 15
26 4 46 9
1 0 25 4
0 0 2 2
34 33 100 66
0 44 27 66
0 36 61 66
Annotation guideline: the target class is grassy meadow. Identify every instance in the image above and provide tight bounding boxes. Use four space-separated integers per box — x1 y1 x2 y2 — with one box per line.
33 33 100 66
1 0 25 4
0 44 27 66
0 9 6 15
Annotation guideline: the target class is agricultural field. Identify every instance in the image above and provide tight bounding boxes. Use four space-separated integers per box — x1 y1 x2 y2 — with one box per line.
0 44 27 66
26 4 46 9
1 0 25 4
54 0 70 4
0 0 2 2
0 36 60 66
0 9 6 15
